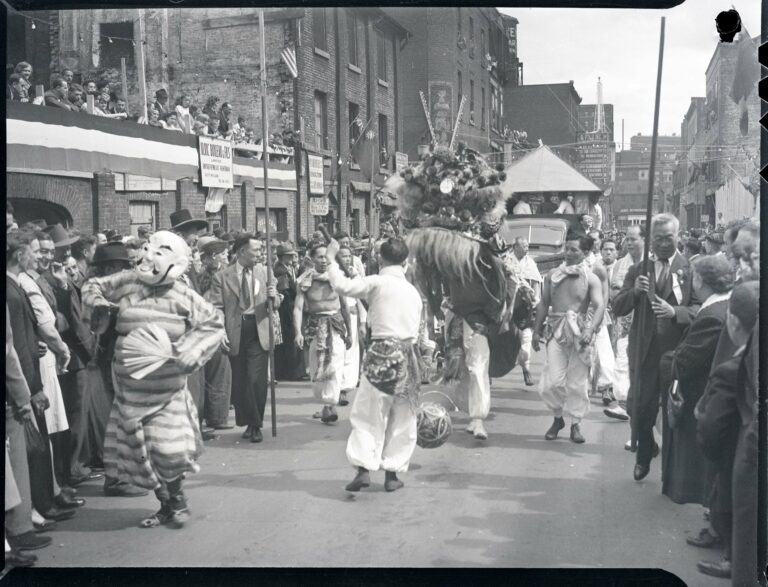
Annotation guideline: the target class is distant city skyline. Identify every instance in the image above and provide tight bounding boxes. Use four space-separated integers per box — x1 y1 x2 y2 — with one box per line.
501 1 760 150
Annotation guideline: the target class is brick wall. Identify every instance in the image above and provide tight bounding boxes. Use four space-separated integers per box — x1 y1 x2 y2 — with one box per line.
7 173 93 229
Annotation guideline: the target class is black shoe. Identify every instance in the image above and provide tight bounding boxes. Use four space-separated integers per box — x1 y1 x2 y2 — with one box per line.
384 471 404 492
250 428 263 443
54 493 86 509
633 463 650 481
686 528 722 549
697 558 731 578
8 532 52 551
545 417 565 440
104 483 150 497
211 424 234 430
69 472 104 486
345 468 371 492
321 405 338 424
59 486 78 498
522 368 534 387
33 519 57 533
570 424 585 444
241 425 253 439
652 442 660 459
40 507 76 522
5 548 37 567
339 391 349 407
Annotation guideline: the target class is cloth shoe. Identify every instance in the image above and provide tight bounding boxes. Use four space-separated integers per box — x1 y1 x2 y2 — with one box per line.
605 405 629 421
320 405 338 424
600 386 616 406
686 528 721 549
345 467 371 492
466 420 477 434
384 471 404 492
545 417 565 440
570 423 585 444
473 420 488 440
696 558 731 578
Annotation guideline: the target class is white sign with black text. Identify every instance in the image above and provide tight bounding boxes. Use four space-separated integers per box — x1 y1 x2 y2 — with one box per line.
308 154 324 195
309 196 329 216
198 136 234 189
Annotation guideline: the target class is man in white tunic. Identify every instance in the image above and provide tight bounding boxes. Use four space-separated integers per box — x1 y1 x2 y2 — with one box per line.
326 237 423 493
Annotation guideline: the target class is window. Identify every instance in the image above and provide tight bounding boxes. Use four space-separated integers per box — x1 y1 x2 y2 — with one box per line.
639 169 649 180
314 91 328 150
128 202 156 237
481 86 486 129
347 11 358 66
490 85 497 131
481 29 485 58
350 208 361 236
206 206 227 232
349 102 361 156
468 16 474 57
469 79 475 124
313 8 327 51
256 208 288 241
376 30 387 82
378 114 389 167
457 70 463 105
100 22 134 69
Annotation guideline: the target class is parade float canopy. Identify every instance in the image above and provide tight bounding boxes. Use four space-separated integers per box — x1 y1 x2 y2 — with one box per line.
500 144 603 195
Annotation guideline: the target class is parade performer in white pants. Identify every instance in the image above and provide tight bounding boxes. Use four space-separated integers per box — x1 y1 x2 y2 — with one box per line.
294 243 351 424
326 237 423 493
337 245 367 406
82 231 224 529
512 237 542 387
533 233 604 444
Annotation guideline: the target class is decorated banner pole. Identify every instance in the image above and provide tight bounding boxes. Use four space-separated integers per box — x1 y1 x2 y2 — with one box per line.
259 9 278 438
448 95 467 151
631 16 665 449
135 9 148 122
419 90 436 145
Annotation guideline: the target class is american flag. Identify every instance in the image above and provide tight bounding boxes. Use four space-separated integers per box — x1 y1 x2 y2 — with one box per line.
280 45 298 79
352 114 364 129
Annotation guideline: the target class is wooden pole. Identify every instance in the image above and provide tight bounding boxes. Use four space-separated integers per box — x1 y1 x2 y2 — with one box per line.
259 9 278 438
631 16 665 449
136 9 148 121
120 57 129 113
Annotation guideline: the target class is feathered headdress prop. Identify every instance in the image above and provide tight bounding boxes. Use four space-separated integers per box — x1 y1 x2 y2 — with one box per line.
391 143 508 238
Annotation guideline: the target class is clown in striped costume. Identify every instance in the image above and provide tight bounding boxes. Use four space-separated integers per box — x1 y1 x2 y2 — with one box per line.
81 231 224 529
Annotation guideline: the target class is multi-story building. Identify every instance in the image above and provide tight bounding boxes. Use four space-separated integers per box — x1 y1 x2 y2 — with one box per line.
8 8 407 239
612 133 678 230
384 7 518 167
502 81 582 164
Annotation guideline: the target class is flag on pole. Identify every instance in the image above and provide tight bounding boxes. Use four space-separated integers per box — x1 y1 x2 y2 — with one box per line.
352 113 364 129
281 45 298 79
352 128 375 181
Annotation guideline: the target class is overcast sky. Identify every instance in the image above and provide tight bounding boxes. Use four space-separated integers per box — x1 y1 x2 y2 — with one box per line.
499 1 760 149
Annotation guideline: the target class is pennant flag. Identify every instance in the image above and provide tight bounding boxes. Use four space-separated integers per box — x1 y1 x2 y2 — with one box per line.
352 129 376 182
281 46 298 79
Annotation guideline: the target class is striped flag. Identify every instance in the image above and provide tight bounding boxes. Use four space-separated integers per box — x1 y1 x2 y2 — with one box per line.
281 45 298 79
352 114 364 129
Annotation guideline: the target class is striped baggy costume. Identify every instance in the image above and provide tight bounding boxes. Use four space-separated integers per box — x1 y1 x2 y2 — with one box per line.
81 272 225 490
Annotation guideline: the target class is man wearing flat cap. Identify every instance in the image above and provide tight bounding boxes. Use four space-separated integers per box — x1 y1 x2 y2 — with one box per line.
198 237 234 430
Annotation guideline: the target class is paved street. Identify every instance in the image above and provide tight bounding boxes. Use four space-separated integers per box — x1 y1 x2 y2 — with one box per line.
33 353 724 583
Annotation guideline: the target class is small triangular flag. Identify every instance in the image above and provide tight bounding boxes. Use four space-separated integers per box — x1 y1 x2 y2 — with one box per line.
759 41 768 67
760 112 768 130
760 164 768 183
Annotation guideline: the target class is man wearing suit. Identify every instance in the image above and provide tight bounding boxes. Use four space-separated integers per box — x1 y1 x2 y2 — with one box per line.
207 233 282 443
273 242 304 381
613 213 698 481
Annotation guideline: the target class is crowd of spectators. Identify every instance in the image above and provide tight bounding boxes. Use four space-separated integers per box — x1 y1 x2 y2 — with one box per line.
6 61 298 154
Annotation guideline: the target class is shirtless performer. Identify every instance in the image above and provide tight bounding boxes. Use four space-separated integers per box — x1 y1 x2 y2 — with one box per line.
294 243 352 424
533 232 605 444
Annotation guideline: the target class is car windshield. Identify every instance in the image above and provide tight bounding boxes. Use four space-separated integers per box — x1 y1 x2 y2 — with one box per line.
501 222 566 251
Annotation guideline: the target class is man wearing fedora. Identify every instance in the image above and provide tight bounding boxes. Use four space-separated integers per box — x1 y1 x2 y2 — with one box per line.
207 232 282 443
170 210 212 437
273 242 304 381
197 236 234 430
38 225 100 489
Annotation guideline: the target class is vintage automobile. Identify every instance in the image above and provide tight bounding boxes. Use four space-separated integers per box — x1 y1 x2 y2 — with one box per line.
499 214 581 273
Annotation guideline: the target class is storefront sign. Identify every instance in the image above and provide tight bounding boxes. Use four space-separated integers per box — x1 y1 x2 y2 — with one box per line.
308 154 324 195
310 196 329 216
198 137 233 188
395 152 408 173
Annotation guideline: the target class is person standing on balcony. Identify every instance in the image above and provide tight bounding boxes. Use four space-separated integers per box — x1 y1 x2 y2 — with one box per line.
175 95 194 134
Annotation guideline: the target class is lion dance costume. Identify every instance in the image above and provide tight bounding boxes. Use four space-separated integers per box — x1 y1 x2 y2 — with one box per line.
386 143 536 440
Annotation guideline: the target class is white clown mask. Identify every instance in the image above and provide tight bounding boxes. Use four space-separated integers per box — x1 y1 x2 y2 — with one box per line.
135 231 191 286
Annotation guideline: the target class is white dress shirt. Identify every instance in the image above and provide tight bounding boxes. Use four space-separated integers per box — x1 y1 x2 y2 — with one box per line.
327 263 422 341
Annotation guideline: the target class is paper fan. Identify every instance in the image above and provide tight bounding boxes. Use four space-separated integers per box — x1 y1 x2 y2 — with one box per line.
122 324 176 380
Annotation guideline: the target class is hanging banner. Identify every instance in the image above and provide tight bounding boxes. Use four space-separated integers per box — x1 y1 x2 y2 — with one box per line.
309 196 329 216
198 136 233 188
428 81 454 146
308 154 324 195
395 152 408 173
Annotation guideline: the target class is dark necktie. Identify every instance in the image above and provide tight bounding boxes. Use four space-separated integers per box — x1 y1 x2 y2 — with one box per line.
657 259 670 297
241 268 252 309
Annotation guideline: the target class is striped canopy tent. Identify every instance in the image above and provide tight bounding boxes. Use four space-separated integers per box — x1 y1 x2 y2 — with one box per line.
500 144 603 196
